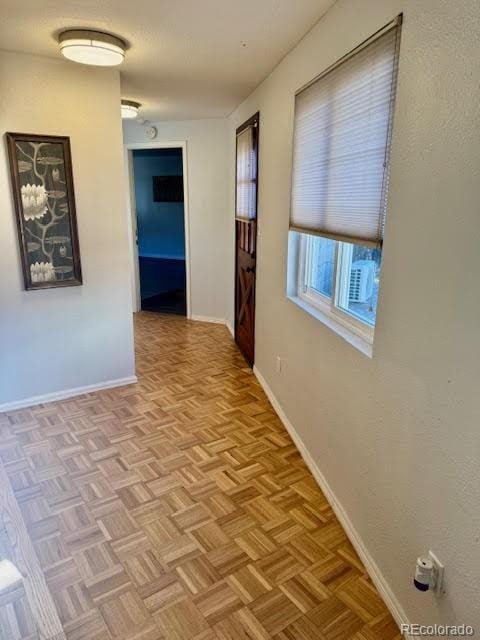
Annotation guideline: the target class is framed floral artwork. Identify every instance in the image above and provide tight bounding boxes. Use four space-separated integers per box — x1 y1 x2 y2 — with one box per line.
6 132 82 290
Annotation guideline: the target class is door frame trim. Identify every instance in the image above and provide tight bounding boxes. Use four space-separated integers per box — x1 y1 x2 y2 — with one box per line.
234 112 260 366
124 141 191 318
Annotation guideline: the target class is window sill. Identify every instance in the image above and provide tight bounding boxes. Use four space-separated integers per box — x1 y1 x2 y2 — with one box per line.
287 295 374 358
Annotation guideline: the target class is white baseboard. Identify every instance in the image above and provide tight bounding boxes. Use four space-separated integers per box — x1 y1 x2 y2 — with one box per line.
226 321 234 339
0 376 138 414
190 315 226 325
253 365 411 637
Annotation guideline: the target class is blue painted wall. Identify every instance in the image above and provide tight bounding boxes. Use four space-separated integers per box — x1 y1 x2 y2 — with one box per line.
132 148 185 260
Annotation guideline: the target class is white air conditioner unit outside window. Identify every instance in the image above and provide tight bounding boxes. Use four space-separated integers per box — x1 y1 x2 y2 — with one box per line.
349 260 375 303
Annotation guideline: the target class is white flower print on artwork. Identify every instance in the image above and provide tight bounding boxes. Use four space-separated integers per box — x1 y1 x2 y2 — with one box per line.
30 262 55 283
21 184 48 220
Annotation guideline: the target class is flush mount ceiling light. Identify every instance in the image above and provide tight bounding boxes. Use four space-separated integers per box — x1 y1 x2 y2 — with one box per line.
121 100 141 119
59 30 126 66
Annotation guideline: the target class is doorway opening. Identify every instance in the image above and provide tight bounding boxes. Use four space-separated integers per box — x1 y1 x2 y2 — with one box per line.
126 144 190 316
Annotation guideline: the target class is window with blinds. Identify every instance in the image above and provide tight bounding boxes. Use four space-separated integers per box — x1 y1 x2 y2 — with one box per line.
236 124 257 220
290 18 401 246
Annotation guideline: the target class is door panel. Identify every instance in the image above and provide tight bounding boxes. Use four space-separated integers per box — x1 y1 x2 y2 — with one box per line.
235 219 256 365
235 113 259 366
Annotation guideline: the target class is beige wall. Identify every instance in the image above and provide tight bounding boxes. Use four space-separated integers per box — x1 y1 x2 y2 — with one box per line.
228 0 480 627
0 50 135 409
123 119 230 323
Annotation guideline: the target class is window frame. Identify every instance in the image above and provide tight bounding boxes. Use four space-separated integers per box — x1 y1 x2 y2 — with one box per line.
295 233 376 352
235 113 259 221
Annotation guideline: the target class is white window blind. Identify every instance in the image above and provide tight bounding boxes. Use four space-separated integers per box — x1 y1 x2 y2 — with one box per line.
290 19 401 246
236 125 257 220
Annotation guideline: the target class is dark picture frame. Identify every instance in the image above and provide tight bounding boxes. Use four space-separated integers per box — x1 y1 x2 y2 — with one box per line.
6 132 82 290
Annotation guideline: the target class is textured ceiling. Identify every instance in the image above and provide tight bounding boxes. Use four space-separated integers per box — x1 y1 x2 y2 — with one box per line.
0 0 336 120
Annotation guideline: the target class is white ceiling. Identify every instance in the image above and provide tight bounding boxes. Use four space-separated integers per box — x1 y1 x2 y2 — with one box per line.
0 0 336 121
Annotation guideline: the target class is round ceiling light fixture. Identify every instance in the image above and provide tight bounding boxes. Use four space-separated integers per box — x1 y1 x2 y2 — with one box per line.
121 99 141 119
59 29 126 66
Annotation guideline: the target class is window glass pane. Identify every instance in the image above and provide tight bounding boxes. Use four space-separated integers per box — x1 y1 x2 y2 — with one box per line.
338 243 382 325
308 236 336 298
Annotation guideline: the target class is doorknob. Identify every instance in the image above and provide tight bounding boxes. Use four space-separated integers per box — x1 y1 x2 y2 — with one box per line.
246 266 255 274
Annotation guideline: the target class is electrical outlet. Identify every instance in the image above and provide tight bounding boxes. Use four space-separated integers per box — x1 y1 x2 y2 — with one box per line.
275 356 282 374
428 550 445 595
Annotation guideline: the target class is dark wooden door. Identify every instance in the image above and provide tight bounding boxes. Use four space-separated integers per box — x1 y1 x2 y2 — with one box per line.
235 113 259 367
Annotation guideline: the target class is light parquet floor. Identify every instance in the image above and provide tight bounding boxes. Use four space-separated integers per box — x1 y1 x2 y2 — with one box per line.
0 312 401 640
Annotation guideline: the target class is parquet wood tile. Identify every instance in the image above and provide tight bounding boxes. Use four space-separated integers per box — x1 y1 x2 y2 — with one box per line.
0 312 400 639
248 588 302 636
213 607 270 640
